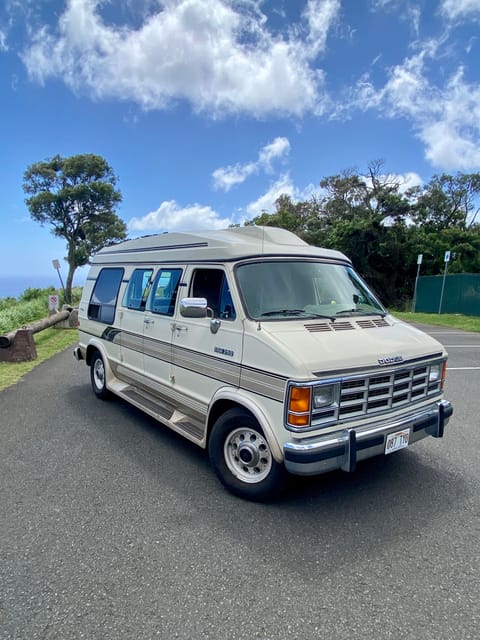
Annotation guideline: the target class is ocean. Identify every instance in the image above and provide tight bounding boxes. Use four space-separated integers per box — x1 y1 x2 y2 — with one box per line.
0 274 86 299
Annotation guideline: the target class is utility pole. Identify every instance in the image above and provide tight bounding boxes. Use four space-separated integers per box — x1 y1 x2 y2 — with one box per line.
412 253 423 313
52 259 66 299
438 251 450 314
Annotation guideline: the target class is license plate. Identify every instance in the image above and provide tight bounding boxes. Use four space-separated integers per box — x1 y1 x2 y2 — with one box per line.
385 428 410 455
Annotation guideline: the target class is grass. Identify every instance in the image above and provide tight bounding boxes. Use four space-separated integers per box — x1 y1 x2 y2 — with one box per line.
0 285 83 392
390 311 480 332
0 297 51 334
0 327 79 392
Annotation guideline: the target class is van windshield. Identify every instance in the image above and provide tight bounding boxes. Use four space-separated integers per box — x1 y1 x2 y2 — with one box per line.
235 260 386 320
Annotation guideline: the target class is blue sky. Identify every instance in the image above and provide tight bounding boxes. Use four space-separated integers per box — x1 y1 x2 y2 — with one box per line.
1 0 480 293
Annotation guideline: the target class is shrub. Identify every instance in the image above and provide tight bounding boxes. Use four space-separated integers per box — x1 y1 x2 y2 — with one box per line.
0 285 83 334
20 286 56 302
0 298 49 334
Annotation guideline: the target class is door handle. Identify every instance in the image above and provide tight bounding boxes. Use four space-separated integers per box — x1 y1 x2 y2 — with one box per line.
175 325 188 334
144 318 155 325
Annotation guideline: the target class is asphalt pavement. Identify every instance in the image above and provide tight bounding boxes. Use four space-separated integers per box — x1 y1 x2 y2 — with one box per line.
1 323 479 640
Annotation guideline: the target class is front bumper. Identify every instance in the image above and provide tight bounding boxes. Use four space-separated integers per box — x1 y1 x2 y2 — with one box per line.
283 400 453 476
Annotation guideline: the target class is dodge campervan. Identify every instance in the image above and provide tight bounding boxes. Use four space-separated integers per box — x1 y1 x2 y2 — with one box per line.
74 226 453 500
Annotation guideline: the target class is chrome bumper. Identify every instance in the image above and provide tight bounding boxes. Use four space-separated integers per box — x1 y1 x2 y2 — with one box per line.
73 346 84 361
283 400 453 476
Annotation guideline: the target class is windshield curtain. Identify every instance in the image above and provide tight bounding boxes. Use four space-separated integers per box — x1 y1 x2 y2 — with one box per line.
235 260 385 320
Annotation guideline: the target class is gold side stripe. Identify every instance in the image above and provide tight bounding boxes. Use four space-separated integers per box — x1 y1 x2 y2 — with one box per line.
114 329 286 402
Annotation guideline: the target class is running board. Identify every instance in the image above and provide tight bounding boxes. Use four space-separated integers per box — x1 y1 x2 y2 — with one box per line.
113 384 205 443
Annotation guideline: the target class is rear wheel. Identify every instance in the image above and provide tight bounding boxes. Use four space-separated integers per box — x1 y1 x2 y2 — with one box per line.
90 351 111 400
208 408 287 501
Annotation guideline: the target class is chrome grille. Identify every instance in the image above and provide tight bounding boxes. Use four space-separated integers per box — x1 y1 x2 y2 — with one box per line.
312 361 443 426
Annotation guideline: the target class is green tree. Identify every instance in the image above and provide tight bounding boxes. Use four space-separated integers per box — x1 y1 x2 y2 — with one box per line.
410 172 480 231
245 165 480 308
23 154 126 303
246 162 421 306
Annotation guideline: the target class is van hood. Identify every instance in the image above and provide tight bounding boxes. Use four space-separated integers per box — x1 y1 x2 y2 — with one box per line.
259 315 445 376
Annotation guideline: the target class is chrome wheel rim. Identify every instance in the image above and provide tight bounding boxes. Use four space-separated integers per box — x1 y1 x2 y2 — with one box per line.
224 428 272 483
93 358 105 391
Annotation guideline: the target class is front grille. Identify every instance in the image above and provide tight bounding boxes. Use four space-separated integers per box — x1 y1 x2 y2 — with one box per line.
311 361 443 426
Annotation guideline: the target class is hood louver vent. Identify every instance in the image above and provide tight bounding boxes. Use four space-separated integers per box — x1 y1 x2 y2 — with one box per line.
305 317 390 333
305 321 354 332
305 323 333 333
332 321 355 331
357 318 389 329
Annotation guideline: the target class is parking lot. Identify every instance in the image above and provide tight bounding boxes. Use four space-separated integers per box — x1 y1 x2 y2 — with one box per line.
410 322 480 370
1 323 479 640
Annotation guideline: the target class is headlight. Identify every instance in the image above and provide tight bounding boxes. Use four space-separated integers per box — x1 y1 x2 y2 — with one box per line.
313 384 336 408
429 363 441 382
286 382 339 430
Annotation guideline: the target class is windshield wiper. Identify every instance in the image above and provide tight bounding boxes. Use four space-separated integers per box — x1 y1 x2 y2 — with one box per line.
335 308 387 317
261 309 306 317
261 309 336 321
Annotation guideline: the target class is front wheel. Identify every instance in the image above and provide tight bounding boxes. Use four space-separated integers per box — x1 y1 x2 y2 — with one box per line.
90 351 111 400
208 408 287 501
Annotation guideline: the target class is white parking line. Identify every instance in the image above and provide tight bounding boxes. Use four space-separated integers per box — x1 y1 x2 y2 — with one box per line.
444 345 480 348
447 367 480 370
427 331 480 336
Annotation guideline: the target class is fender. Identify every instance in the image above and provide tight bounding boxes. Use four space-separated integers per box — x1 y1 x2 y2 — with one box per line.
85 339 116 391
208 387 284 463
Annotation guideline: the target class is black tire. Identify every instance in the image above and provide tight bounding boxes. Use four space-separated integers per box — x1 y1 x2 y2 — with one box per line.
90 351 111 400
208 408 287 501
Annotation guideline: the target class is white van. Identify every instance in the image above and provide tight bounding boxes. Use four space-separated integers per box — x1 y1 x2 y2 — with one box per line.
74 226 453 500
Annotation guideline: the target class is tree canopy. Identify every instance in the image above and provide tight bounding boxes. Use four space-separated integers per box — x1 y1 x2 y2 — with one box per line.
245 162 480 308
23 154 126 303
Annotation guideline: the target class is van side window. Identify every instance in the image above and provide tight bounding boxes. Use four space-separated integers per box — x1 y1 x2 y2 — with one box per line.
191 269 236 320
122 268 153 310
147 269 182 316
88 267 124 324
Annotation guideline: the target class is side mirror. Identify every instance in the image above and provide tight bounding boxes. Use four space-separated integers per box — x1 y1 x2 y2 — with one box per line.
180 297 208 318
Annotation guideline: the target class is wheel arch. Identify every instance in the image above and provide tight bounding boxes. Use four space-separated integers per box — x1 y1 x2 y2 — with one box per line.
85 340 116 389
206 389 283 463
85 340 107 366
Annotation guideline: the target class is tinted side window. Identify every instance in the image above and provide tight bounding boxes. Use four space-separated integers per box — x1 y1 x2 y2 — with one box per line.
147 269 182 316
122 268 153 310
88 267 124 324
191 269 236 320
219 275 236 320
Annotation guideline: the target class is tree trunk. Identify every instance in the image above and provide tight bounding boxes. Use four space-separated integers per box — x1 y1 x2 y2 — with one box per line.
65 246 76 304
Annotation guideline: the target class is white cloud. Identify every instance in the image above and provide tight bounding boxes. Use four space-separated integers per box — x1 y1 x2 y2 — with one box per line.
246 175 295 217
21 0 340 117
369 0 420 34
420 79 480 169
0 28 7 52
440 0 480 21
211 163 257 193
395 172 423 193
212 137 290 191
351 47 480 170
303 0 340 59
245 174 317 218
258 137 291 170
364 170 423 193
128 200 233 232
